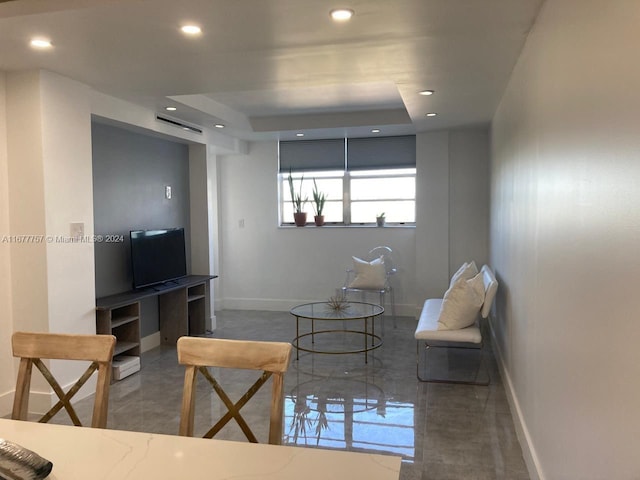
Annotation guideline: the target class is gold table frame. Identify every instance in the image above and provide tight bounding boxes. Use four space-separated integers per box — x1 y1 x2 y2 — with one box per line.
290 301 384 363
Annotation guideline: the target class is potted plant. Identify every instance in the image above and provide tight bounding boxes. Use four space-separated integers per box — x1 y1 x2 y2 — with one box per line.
376 212 386 227
312 179 326 226
288 169 308 226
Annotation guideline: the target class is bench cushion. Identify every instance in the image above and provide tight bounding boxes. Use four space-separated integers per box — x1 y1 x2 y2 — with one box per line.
414 298 482 344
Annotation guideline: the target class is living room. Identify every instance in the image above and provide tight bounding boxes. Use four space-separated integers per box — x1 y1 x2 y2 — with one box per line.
1 1 639 479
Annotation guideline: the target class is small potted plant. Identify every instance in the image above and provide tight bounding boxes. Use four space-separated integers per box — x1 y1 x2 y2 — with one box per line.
288 169 308 226
376 212 386 227
312 179 326 226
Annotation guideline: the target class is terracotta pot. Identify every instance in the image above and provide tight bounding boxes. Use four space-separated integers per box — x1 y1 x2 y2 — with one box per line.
293 212 307 227
314 215 325 226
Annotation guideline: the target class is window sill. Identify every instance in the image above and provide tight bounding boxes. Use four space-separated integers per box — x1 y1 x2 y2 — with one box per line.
279 224 416 229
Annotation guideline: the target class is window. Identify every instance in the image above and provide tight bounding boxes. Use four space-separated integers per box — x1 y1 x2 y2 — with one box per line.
279 136 416 226
350 168 416 223
281 171 344 224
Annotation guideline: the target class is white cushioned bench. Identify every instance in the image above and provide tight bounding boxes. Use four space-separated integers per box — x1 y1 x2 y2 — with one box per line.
415 264 498 384
415 298 483 344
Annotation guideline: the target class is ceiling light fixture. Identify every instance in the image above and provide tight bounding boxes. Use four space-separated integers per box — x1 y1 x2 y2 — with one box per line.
181 25 202 35
426 112 437 117
214 124 225 129
30 38 52 49
165 106 177 111
330 8 354 21
419 90 434 96
371 129 381 133
296 133 304 137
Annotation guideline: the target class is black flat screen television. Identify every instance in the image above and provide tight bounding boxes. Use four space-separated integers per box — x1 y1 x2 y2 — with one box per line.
130 228 187 289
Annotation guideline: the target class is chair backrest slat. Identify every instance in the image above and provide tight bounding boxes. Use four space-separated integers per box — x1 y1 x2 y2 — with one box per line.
177 337 291 373
12 332 116 363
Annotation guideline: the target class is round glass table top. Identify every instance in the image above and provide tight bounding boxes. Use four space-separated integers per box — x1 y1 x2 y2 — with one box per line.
290 301 384 320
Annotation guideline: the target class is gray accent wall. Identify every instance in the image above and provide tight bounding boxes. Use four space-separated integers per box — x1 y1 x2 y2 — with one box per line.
92 121 191 336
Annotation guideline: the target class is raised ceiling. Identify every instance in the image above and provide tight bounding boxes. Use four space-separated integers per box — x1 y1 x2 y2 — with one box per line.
0 0 544 141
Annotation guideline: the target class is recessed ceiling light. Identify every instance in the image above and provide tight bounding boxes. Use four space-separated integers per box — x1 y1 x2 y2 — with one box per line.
214 124 225 129
371 129 381 133
296 133 305 137
165 106 177 111
181 25 202 35
426 112 437 117
419 90 434 96
30 38 52 49
330 8 354 21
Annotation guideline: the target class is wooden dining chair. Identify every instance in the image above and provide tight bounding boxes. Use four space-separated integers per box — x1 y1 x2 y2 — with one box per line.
177 336 292 445
12 331 116 429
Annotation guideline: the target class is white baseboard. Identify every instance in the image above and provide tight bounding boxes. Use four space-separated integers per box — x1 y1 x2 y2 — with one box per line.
219 297 417 317
0 376 97 418
0 389 14 417
141 332 160 353
489 319 544 480
0 333 164 419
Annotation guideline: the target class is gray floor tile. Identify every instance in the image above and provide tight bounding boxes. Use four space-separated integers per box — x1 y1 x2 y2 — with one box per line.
49 310 529 480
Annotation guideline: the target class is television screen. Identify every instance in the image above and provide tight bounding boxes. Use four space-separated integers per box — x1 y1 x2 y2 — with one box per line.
130 228 187 289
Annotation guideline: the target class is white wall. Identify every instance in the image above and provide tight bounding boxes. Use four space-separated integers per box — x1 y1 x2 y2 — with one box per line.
219 140 417 313
415 132 449 303
449 129 489 270
3 70 97 411
189 143 219 330
490 1 640 479
415 129 490 307
0 73 15 413
218 131 489 315
41 72 96 341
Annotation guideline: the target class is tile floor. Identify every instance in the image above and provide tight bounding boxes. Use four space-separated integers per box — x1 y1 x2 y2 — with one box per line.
57 310 529 480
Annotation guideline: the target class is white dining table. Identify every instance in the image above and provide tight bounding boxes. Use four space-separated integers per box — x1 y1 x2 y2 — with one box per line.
0 419 401 479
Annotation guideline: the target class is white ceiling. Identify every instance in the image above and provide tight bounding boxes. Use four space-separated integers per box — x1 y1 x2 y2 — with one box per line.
0 0 544 141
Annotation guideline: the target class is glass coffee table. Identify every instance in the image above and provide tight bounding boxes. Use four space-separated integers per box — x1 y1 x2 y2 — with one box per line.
290 301 384 363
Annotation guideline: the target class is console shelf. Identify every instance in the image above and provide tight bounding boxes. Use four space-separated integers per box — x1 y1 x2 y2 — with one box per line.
96 302 141 360
96 275 216 359
114 341 140 357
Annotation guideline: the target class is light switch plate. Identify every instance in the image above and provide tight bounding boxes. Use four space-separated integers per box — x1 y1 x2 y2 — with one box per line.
165 185 172 199
70 222 84 239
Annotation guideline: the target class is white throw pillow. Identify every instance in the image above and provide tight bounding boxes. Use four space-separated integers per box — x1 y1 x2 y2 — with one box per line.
348 256 386 289
449 261 478 287
438 273 485 330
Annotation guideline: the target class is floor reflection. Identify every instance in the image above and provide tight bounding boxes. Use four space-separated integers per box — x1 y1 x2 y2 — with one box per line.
284 393 415 459
284 359 416 459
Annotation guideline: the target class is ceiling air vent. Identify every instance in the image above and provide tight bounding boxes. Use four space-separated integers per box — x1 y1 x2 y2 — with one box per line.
156 114 203 134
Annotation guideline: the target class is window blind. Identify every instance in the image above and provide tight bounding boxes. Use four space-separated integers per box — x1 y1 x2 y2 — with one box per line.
347 135 416 170
279 139 345 173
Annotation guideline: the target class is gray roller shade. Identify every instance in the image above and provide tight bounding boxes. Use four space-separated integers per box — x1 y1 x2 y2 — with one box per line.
347 135 416 170
279 139 346 172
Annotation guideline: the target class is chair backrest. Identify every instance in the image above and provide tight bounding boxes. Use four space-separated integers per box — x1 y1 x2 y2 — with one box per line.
177 336 292 445
480 265 499 319
12 331 116 428
368 246 397 276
